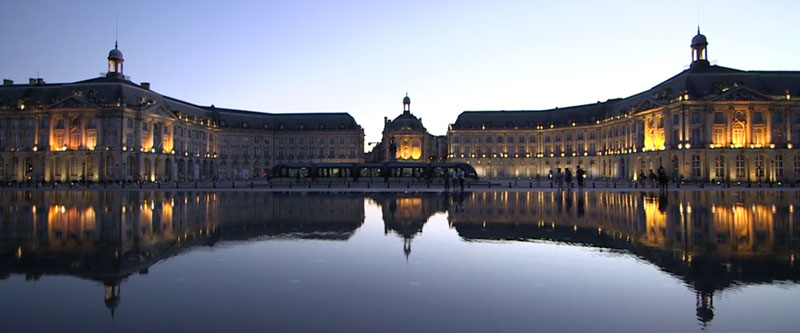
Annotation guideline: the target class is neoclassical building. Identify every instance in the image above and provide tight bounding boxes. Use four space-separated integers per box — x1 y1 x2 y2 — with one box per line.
0 44 364 182
368 94 446 162
448 30 800 182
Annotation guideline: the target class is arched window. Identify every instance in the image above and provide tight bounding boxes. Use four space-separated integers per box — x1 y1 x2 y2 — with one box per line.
732 122 746 147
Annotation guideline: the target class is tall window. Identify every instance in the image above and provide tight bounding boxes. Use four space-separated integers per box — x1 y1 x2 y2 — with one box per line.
713 127 725 145
672 156 679 178
753 128 765 145
732 123 745 147
715 156 726 180
794 154 800 175
691 155 701 178
736 155 745 178
776 155 784 178
755 155 766 178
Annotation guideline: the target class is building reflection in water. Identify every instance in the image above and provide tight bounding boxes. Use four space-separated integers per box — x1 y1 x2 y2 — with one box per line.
1 190 798 327
370 193 448 258
447 190 800 328
0 191 364 316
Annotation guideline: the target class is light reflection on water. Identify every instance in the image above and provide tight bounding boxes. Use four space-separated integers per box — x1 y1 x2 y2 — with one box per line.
0 190 798 332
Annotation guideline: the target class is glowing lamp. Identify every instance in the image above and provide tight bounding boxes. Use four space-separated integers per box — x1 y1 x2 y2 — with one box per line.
788 143 793 149
685 143 691 149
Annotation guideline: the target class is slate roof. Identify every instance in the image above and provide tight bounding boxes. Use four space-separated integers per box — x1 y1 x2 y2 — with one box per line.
385 112 427 132
0 75 362 131
452 61 800 130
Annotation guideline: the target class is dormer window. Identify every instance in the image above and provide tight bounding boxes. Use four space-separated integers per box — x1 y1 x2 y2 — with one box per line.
242 122 249 129
278 124 285 130
298 124 305 130
339 123 346 129
318 124 326 130
263 123 270 130
220 120 227 127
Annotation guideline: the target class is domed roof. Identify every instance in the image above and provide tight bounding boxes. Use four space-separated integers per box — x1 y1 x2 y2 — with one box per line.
108 42 124 61
387 113 425 132
691 29 707 48
403 95 410 104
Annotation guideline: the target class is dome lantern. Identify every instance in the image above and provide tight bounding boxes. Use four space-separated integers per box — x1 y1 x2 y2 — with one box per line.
107 41 124 77
691 27 709 65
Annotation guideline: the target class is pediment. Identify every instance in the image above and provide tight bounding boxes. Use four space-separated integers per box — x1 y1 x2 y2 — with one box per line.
711 86 775 102
139 104 178 119
47 95 99 109
634 99 663 112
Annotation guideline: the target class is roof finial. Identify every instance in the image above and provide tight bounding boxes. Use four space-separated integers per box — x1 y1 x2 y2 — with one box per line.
115 13 119 49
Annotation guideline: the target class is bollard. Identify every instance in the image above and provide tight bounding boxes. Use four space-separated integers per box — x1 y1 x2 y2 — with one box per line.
489 183 492 189
195 182 198 188
232 182 235 189
158 182 161 189
407 182 410 189
613 182 616 188
308 183 311 189
289 183 292 189
251 181 254 189
700 183 704 188
529 182 532 188
635 183 638 188
367 183 370 189
509 182 512 188
592 182 596 188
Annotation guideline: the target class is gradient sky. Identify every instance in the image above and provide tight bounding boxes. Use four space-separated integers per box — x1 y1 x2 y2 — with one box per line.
2 0 798 147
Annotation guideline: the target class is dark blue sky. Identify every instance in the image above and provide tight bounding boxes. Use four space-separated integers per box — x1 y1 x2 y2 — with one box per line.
2 0 798 144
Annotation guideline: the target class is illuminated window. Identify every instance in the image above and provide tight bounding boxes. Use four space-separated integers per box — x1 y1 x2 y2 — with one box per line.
754 128 765 145
86 131 97 150
732 123 746 147
713 127 725 145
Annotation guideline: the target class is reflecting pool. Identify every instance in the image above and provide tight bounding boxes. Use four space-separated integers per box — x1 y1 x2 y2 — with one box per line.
0 190 798 332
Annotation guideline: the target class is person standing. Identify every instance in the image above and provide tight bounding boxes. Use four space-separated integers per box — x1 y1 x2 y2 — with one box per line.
565 168 573 191
576 166 585 190
555 168 564 191
457 169 465 192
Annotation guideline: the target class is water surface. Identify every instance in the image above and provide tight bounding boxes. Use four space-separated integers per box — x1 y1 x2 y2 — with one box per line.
0 190 798 332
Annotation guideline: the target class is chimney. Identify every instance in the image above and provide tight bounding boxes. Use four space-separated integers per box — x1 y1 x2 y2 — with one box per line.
36 78 44 85
29 78 37 86
141 82 150 90
3 79 12 86
384 116 388 124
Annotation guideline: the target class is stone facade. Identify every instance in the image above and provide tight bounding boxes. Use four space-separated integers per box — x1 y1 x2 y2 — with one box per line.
0 45 364 182
447 31 800 182
368 94 446 162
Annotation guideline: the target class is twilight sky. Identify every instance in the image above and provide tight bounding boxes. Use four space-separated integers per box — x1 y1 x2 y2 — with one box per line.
1 0 798 148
